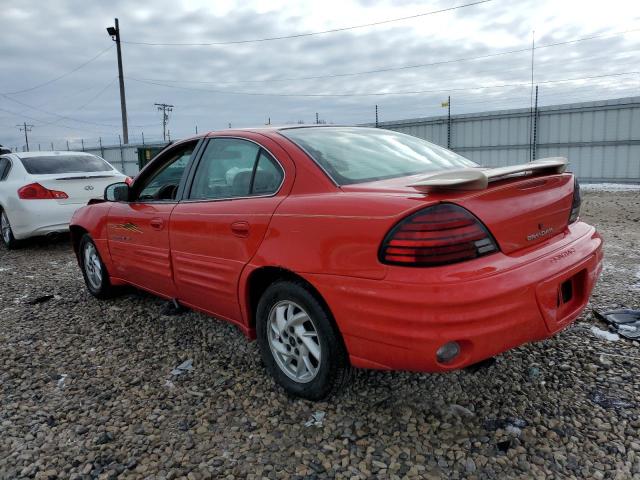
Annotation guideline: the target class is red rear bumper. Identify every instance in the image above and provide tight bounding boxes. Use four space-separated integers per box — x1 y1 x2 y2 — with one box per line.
305 221 603 372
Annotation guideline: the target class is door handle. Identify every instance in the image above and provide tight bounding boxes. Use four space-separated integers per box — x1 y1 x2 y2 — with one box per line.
150 218 164 230
231 221 250 238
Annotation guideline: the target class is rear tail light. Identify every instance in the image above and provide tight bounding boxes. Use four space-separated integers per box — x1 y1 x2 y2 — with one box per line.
568 177 581 224
379 203 498 267
18 183 68 200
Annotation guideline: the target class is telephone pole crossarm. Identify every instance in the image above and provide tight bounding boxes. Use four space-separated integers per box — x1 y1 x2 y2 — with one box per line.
155 103 174 142
17 123 34 152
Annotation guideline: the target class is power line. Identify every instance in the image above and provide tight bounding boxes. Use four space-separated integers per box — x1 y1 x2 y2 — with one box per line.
2 44 114 95
0 93 155 129
128 70 640 98
120 0 493 46
29 78 119 130
128 28 640 85
0 106 111 134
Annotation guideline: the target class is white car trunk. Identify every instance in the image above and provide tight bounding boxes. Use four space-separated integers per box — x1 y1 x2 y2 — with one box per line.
37 173 123 205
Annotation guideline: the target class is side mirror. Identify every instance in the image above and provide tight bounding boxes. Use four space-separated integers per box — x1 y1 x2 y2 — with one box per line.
104 182 130 202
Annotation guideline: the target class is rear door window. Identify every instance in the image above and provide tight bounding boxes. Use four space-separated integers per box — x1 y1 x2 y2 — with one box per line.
0 158 10 180
189 138 283 200
20 155 113 174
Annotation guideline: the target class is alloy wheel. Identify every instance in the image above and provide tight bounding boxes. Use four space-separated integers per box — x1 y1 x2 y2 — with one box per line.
83 242 103 290
1 211 12 244
267 300 322 383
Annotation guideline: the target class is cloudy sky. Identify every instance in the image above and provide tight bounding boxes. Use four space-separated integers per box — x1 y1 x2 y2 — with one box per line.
1 0 639 150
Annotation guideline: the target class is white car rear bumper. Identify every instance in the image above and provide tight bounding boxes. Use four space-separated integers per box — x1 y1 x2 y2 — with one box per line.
7 199 85 239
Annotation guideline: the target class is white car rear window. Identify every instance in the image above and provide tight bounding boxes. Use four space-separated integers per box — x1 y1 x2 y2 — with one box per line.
20 155 112 174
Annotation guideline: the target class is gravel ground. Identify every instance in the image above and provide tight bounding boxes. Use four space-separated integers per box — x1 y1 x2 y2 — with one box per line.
1 190 640 480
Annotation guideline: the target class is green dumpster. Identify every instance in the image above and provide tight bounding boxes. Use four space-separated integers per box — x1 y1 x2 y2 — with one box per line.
137 145 168 170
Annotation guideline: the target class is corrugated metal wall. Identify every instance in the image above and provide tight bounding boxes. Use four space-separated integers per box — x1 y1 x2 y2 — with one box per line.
376 96 640 183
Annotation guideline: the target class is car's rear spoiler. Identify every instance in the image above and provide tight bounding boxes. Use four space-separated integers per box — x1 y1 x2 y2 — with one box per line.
407 157 568 191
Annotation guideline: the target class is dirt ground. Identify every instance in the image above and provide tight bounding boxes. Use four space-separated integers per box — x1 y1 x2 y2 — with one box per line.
1 188 640 480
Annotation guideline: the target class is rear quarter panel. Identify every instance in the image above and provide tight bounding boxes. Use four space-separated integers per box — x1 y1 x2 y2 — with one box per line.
250 192 426 280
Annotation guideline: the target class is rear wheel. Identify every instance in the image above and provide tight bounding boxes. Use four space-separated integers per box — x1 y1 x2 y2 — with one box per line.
0 209 18 249
79 234 116 298
256 280 351 400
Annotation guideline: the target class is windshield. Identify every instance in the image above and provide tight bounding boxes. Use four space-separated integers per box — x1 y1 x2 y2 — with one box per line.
281 127 477 185
20 154 113 175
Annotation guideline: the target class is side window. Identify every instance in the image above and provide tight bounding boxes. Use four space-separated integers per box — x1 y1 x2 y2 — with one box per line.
190 139 259 200
0 158 8 180
136 143 196 201
253 151 284 195
189 139 284 200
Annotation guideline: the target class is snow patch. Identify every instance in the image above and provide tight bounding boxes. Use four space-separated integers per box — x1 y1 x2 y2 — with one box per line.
581 183 640 192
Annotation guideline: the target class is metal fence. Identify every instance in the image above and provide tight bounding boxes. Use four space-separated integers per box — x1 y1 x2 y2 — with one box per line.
84 142 167 176
375 96 640 183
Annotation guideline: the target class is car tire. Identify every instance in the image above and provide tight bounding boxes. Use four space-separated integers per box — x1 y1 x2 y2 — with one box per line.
256 280 351 400
79 234 117 299
0 208 19 249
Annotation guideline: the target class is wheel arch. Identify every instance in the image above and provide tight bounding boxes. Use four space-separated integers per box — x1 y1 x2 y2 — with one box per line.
243 266 339 339
69 225 89 257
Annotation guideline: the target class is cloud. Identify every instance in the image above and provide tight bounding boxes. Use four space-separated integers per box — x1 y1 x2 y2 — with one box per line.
0 0 638 150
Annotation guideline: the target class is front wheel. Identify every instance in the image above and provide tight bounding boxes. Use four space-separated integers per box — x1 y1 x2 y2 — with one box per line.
1 209 19 249
79 234 117 299
256 280 351 400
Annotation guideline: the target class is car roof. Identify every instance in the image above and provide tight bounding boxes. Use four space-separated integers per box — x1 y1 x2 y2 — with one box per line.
200 124 373 140
14 151 96 159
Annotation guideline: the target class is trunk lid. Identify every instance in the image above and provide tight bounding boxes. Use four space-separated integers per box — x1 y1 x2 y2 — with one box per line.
342 172 575 255
36 173 124 205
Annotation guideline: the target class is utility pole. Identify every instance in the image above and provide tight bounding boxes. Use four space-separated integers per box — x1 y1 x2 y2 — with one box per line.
532 85 539 161
375 105 379 128
17 123 33 152
155 103 174 141
447 96 452 149
528 30 535 162
107 18 129 144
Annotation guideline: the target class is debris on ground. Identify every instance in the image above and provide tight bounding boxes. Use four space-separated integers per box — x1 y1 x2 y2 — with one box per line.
304 411 326 427
484 417 528 432
527 366 541 379
449 404 475 418
161 299 186 316
589 390 634 409
496 440 512 453
590 325 620 342
27 294 54 305
593 308 640 339
57 374 68 389
170 359 194 376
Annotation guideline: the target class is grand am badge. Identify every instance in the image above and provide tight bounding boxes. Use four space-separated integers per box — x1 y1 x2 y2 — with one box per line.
527 223 554 242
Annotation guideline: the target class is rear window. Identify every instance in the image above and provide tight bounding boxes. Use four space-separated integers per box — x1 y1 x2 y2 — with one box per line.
281 127 477 185
19 155 113 175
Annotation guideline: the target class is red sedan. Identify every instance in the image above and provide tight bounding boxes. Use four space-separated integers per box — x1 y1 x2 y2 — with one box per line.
70 126 603 399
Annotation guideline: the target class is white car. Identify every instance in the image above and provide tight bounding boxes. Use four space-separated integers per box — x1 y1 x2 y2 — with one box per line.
0 151 128 248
